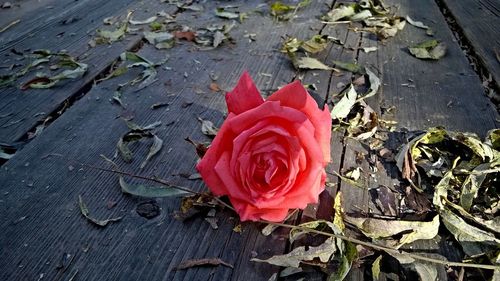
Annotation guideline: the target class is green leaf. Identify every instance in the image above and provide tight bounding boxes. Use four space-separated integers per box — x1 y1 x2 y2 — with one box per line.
330 85 357 119
78 195 122 227
119 177 189 198
140 134 163 169
409 40 447 60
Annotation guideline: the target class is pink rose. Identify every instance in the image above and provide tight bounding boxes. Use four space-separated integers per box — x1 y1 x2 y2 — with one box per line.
196 72 331 222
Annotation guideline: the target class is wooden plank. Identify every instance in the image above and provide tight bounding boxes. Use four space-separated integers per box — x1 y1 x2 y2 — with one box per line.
337 0 499 279
0 1 338 280
0 0 173 144
439 0 500 87
0 0 79 40
369 0 499 136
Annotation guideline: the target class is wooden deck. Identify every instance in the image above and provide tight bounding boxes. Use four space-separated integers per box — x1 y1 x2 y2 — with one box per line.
0 0 498 280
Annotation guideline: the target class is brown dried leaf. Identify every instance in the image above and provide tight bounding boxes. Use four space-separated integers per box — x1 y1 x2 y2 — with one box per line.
175 258 233 270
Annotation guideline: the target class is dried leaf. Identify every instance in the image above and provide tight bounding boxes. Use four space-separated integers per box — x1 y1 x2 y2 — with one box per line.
143 31 174 45
405 15 429 29
174 31 196 41
175 258 233 270
333 192 345 232
119 177 189 198
362 46 377 53
345 167 362 181
251 234 336 267
254 220 342 267
140 135 163 169
344 215 440 248
295 57 332 70
198 117 219 137
332 60 364 74
129 16 157 25
215 8 239 19
409 40 447 60
327 242 357 281
322 5 355 22
301 35 329 54
358 68 380 100
331 85 357 119
78 195 122 227
350 9 372 21
371 255 382 280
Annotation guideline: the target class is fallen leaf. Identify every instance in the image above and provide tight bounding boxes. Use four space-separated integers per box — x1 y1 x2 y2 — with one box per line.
405 15 429 29
362 46 377 53
332 60 364 74
344 215 440 248
198 117 219 137
322 4 355 22
78 195 122 227
129 16 157 25
371 255 382 280
409 40 446 60
175 258 233 270
209 82 221 92
294 57 332 70
119 177 189 198
174 31 196 41
331 84 357 119
215 7 239 19
254 220 343 267
140 135 163 169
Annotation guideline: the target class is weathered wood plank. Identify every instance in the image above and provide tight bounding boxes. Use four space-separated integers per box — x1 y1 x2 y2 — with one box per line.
337 0 499 279
0 0 174 144
0 1 338 281
439 0 500 87
371 0 499 136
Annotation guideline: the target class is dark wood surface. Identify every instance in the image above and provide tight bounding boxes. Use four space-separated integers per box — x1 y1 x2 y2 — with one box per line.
439 0 500 87
0 0 498 280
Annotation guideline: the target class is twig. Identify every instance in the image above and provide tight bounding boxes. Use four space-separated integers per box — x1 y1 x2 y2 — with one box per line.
0 19 20 33
80 162 236 211
261 221 499 271
80 163 199 195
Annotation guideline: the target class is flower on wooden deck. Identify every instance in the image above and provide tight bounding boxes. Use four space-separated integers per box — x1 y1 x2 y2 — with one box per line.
197 71 331 222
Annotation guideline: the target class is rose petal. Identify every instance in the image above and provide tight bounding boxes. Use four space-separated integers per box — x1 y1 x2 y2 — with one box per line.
267 81 332 163
225 71 264 115
231 198 289 222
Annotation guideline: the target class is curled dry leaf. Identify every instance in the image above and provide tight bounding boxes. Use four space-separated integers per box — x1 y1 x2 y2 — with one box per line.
78 195 122 227
175 258 233 270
